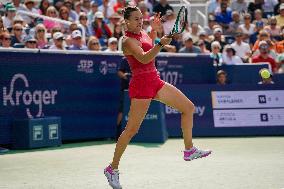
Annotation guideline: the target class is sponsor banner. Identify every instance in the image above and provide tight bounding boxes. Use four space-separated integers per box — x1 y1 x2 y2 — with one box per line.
212 90 284 109
213 109 284 127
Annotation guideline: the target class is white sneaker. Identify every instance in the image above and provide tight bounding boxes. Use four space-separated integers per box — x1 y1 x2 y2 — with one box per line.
104 165 122 189
184 146 212 161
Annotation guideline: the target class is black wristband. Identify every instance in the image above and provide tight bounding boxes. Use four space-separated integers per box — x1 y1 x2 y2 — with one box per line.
157 42 164 48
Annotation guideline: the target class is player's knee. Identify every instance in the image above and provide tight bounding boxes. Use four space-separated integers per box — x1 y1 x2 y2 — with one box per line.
124 127 139 138
183 100 195 114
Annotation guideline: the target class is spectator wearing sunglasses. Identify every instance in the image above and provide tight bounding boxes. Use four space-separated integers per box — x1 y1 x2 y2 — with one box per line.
251 40 277 73
49 32 66 50
35 24 48 49
24 35 38 49
87 36 101 51
11 23 24 46
0 32 12 48
264 16 281 39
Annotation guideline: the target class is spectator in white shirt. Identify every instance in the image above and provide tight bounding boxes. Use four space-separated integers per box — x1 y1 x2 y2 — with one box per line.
222 44 244 65
231 32 251 62
49 32 66 50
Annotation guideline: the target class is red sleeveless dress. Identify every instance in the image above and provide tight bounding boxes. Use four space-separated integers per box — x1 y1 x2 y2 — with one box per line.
125 30 165 99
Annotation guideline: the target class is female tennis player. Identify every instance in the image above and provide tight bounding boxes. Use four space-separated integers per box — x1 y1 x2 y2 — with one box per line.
104 6 211 189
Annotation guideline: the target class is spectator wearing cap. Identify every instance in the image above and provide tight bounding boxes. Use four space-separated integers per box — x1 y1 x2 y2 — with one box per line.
11 23 24 46
153 0 174 17
252 9 268 26
258 68 274 84
81 0 91 14
91 11 112 48
20 0 38 25
44 6 60 32
252 40 277 72
104 37 118 52
98 0 114 19
87 36 101 51
204 15 217 36
49 32 66 50
277 53 284 73
87 1 99 22
252 30 275 52
2 3 16 30
24 35 37 49
216 70 228 85
108 13 122 34
209 27 226 51
238 13 256 42
264 16 281 39
274 0 284 15
230 0 247 13
210 41 223 66
252 39 278 60
79 12 91 39
222 44 243 65
162 9 176 35
34 24 48 49
215 2 232 31
68 30 87 50
276 3 284 27
39 0 50 16
178 35 201 53
0 32 12 48
249 20 264 46
227 11 242 35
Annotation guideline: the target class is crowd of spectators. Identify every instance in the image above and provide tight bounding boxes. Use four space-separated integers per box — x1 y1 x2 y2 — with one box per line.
0 0 284 74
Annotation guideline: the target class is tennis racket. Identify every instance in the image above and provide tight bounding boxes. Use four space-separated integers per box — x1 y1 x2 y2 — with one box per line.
168 6 188 38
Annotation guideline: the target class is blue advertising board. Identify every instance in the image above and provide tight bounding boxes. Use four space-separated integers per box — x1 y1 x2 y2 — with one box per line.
0 50 283 145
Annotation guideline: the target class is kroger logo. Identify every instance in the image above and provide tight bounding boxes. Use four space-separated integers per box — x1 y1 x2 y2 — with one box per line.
77 60 94 73
99 61 118 75
2 73 58 118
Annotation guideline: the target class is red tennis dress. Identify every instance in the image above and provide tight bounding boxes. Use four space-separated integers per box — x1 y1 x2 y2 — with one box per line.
125 30 165 99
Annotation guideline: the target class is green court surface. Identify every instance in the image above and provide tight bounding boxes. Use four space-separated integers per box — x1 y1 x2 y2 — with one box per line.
0 137 283 189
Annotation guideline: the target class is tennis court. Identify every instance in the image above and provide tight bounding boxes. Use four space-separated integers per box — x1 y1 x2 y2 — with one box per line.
1 137 283 189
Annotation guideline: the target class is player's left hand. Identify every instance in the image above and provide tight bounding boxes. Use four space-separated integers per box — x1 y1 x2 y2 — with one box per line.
151 12 162 31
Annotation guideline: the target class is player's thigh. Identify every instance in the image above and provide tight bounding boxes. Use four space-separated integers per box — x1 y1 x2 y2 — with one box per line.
125 98 152 131
154 82 194 113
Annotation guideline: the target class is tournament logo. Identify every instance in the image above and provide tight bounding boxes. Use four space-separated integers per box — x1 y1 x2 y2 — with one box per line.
2 73 58 118
99 61 118 75
77 60 94 73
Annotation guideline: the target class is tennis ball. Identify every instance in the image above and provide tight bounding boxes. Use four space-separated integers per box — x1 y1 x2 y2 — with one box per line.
260 69 271 79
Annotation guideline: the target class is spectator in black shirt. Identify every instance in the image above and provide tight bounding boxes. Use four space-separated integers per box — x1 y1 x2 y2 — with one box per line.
116 57 131 141
153 0 173 17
